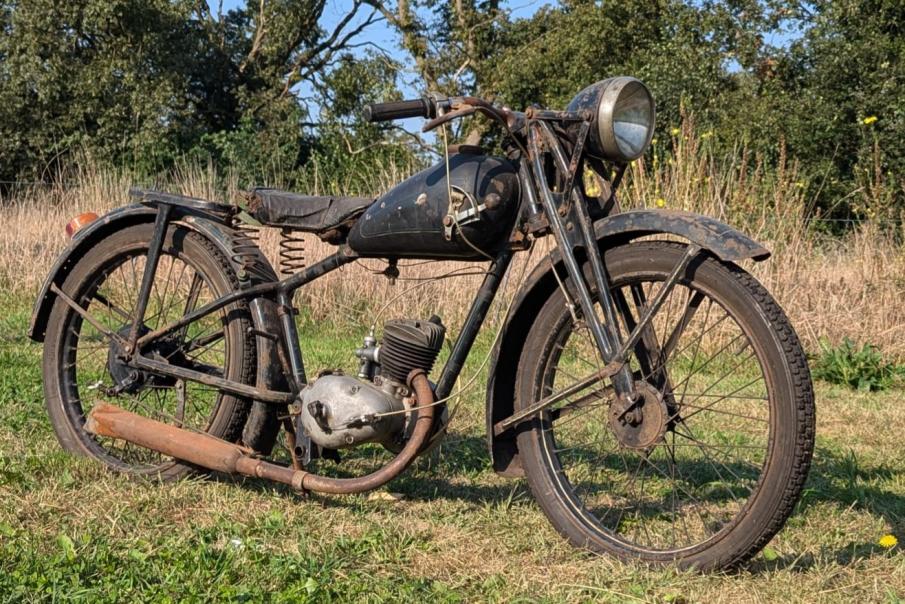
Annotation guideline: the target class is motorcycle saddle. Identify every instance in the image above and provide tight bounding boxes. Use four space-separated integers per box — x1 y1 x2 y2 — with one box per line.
247 188 373 232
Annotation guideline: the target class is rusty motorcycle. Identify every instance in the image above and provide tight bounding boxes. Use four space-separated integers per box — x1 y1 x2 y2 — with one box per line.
30 77 814 570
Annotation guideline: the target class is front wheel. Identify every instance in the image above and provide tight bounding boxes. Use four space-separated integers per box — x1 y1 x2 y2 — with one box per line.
515 241 814 570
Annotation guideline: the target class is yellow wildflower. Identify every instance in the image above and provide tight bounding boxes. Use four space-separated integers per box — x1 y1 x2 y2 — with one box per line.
651 138 658 145
583 167 601 197
701 131 714 139
795 181 805 188
670 127 681 136
879 534 898 548
862 116 878 125
655 198 667 208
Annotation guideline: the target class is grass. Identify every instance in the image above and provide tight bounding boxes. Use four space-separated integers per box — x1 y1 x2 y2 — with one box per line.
1 290 904 603
1 127 904 600
2 129 905 360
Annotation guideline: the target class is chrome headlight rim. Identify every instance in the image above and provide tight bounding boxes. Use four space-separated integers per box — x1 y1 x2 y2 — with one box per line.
568 76 656 163
596 77 656 162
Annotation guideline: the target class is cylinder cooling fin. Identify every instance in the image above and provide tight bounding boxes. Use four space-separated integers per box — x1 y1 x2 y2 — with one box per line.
379 317 446 384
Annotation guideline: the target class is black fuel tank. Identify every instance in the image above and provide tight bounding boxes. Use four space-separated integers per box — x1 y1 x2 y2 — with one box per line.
347 153 520 259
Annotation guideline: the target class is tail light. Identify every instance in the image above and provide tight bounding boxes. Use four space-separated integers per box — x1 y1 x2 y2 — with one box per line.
65 212 99 238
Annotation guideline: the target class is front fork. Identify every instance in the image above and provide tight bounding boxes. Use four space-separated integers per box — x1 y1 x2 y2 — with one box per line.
525 124 635 399
524 122 699 403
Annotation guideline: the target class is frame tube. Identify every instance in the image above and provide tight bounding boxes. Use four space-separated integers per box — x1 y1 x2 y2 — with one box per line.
435 250 513 400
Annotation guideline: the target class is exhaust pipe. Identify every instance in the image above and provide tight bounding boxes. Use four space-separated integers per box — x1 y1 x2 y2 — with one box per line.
84 369 435 494
85 401 308 489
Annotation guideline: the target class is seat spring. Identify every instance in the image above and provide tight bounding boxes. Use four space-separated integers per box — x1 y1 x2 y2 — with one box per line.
230 219 260 272
279 228 306 276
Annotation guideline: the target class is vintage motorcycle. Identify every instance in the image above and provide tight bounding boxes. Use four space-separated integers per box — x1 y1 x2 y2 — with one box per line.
30 77 814 570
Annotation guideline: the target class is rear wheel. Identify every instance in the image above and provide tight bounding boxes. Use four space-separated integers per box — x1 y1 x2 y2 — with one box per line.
42 223 255 479
515 241 814 570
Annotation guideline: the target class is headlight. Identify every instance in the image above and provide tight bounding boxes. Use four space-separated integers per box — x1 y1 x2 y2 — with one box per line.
567 77 656 162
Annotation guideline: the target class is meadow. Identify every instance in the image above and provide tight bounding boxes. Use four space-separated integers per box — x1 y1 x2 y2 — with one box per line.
1 131 903 602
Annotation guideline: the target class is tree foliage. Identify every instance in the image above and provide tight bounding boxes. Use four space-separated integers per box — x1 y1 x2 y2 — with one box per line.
0 0 399 183
0 0 901 213
385 0 904 213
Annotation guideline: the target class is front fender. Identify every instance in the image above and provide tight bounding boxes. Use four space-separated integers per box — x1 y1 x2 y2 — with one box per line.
28 202 287 453
486 209 769 476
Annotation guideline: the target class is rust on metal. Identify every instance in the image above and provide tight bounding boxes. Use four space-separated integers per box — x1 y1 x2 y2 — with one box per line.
83 367 437 495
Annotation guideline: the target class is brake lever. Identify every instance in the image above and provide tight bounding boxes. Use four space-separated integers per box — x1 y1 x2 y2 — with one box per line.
422 105 476 133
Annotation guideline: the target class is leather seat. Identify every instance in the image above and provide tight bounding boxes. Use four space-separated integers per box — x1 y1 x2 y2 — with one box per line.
247 188 373 232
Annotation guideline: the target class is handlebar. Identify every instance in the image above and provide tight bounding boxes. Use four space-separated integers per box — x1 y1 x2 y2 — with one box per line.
363 98 434 123
363 95 580 136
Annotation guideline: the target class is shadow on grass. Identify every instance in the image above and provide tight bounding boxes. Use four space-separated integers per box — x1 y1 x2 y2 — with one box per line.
218 436 905 574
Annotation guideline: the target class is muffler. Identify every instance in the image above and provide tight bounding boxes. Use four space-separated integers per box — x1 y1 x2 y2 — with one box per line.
84 369 435 494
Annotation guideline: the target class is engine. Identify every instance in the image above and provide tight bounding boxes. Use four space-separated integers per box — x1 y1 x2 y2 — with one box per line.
297 317 445 451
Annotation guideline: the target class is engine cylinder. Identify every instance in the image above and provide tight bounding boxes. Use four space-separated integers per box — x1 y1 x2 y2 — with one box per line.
379 317 446 384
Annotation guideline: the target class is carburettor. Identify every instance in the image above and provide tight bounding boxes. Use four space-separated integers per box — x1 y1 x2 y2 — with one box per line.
297 317 445 451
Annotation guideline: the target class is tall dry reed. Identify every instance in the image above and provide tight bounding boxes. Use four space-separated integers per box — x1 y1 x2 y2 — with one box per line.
1 131 903 359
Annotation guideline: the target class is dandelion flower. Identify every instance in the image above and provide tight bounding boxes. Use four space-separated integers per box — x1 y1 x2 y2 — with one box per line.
879 534 898 548
670 127 681 136
655 198 666 208
862 116 878 125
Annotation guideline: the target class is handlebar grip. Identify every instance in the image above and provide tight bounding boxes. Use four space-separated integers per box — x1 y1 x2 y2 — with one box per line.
363 98 431 123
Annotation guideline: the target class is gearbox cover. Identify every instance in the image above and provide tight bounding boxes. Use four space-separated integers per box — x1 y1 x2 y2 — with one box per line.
299 374 406 449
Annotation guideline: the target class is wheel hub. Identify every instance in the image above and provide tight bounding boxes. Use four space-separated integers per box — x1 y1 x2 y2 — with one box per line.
608 381 669 450
107 325 183 393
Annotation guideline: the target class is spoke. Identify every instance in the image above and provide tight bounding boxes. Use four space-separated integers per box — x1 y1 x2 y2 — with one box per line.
669 431 677 548
550 392 612 423
636 451 711 511
672 423 751 511
93 292 132 323
677 401 768 424
178 272 205 339
184 330 225 354
680 393 768 400
660 291 705 364
658 441 766 451
552 340 600 372
679 372 763 423
672 427 764 475
611 455 647 534
666 332 748 404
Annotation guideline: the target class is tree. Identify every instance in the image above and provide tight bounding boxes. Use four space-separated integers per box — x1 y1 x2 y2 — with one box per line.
0 0 390 182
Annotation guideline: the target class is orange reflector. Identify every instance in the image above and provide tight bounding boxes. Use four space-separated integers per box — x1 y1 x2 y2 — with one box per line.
65 212 99 238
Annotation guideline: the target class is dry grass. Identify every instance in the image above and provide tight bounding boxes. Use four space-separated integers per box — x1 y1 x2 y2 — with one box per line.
1 129 903 360
2 135 905 599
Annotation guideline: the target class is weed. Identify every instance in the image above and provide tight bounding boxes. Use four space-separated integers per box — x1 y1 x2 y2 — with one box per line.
813 337 905 391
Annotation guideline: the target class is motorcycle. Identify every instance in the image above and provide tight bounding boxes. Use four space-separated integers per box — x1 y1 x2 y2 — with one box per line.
29 77 814 570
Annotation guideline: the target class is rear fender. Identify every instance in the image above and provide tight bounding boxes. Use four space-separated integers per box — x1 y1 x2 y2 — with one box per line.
486 209 770 476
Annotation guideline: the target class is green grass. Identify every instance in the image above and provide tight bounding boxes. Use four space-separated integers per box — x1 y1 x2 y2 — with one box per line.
1 292 904 602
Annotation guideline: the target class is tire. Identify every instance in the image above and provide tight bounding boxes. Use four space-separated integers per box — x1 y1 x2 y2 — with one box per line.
515 241 815 570
42 223 255 480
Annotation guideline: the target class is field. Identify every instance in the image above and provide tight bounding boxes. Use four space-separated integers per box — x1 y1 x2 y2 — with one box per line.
1 290 904 602
1 141 904 602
